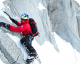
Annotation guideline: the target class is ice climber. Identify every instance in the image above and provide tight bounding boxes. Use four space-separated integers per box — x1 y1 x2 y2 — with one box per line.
0 13 39 61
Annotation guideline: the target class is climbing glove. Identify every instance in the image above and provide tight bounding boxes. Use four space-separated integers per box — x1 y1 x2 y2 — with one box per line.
10 18 17 23
0 22 10 29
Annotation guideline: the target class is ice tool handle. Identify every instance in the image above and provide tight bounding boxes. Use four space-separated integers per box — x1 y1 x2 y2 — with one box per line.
3 11 11 19
3 11 17 23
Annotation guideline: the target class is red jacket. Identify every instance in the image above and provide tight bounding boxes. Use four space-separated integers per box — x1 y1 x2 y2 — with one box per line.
9 19 32 36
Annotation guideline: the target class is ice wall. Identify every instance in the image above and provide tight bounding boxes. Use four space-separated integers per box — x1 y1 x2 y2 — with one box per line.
0 0 80 64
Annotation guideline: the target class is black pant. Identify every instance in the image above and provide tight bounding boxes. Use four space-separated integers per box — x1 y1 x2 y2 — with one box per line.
20 35 36 53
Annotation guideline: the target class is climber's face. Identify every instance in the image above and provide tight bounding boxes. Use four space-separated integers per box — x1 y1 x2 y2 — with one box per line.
21 19 25 22
21 19 26 22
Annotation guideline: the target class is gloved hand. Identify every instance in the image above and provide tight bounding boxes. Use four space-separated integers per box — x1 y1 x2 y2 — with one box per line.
0 22 5 26
3 11 17 23
10 18 17 23
10 18 17 24
0 22 10 29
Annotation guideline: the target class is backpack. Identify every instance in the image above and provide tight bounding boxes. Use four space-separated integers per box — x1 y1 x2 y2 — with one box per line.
29 18 39 36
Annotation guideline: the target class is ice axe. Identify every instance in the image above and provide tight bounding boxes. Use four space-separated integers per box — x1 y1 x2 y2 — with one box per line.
3 11 11 19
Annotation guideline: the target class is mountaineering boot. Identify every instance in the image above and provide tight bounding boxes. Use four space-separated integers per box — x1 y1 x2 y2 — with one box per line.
27 52 37 61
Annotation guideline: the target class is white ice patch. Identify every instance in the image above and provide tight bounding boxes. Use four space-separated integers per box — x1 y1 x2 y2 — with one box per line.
0 3 12 23
0 3 4 10
38 3 46 10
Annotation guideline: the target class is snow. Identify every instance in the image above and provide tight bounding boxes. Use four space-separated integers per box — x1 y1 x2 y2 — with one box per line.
38 3 46 10
0 1 80 64
5 32 80 64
